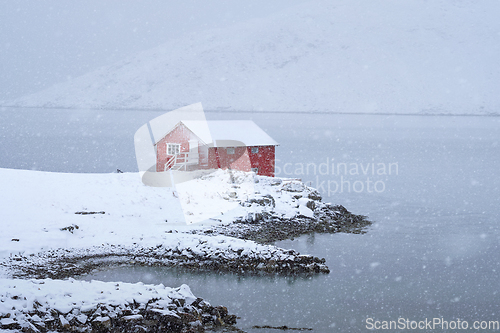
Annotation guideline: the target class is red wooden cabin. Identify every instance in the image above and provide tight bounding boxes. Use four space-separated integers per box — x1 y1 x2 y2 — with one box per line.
154 120 278 177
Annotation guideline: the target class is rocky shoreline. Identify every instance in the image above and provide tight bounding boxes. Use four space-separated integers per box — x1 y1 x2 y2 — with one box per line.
192 175 371 244
198 204 370 244
1 293 236 333
4 243 330 280
0 279 238 333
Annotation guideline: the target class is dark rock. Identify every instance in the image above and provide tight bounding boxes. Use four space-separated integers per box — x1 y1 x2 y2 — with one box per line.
178 312 197 324
305 200 315 211
59 225 79 233
281 182 305 192
245 194 276 208
92 316 111 329
131 325 148 333
307 189 322 201
74 211 105 215
22 321 41 333
0 318 20 330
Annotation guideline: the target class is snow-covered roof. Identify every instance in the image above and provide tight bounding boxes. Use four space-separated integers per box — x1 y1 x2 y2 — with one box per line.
180 120 278 147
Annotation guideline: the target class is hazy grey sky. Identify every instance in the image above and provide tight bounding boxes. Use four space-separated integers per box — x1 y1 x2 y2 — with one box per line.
0 0 307 102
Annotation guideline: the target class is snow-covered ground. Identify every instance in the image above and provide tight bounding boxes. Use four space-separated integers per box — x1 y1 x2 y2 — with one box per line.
0 168 316 262
6 0 500 114
0 167 335 331
1 168 185 260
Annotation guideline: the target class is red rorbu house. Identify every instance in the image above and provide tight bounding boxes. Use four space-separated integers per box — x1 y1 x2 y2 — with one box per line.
154 120 279 177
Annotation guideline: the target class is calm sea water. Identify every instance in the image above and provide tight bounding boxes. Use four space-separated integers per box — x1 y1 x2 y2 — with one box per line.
2 108 499 331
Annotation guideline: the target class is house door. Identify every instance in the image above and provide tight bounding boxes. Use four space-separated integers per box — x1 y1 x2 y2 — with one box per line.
188 140 199 165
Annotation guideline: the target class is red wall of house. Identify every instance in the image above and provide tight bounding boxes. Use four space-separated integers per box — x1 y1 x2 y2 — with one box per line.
253 145 275 177
207 145 275 177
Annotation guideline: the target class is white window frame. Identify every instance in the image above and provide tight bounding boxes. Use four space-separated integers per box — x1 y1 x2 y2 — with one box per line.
167 143 180 155
251 147 259 154
226 147 235 155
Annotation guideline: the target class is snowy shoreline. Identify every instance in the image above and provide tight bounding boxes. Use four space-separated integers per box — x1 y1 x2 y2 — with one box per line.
0 168 370 332
4 236 330 280
0 278 237 332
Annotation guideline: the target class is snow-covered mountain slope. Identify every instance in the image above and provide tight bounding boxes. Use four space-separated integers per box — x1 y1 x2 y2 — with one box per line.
10 0 500 114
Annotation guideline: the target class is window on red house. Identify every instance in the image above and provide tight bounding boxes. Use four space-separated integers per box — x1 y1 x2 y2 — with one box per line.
167 143 180 155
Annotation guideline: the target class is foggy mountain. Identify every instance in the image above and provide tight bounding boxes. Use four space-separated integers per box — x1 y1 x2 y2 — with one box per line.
10 0 500 114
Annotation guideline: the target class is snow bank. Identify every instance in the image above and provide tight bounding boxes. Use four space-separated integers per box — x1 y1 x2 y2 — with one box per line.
0 278 194 317
0 278 235 332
